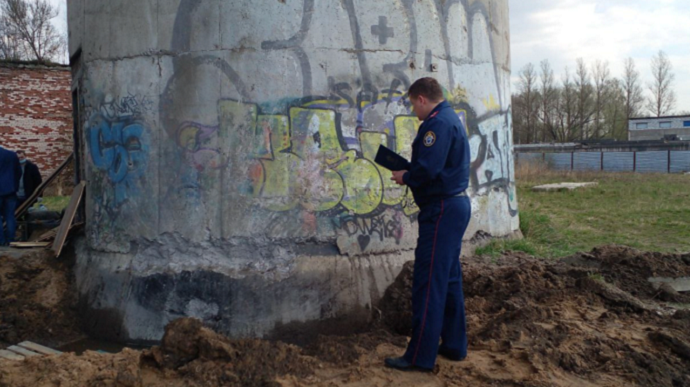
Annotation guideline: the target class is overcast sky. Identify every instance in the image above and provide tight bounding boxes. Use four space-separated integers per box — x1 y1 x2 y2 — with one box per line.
510 0 690 113
48 0 688 113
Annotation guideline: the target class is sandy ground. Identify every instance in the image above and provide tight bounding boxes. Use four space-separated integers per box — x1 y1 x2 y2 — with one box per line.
1 246 690 387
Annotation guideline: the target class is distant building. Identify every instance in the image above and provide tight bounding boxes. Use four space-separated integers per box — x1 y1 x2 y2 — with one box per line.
629 115 690 141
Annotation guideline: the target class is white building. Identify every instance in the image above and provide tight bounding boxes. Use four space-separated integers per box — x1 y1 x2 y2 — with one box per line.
629 115 690 141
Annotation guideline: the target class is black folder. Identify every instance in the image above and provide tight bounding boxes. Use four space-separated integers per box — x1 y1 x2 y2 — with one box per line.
374 145 411 171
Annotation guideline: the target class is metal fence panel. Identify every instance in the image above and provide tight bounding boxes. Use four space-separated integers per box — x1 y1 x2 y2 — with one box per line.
603 152 634 172
636 151 668 173
573 152 601 171
545 153 572 170
517 150 690 174
517 153 543 165
670 151 690 173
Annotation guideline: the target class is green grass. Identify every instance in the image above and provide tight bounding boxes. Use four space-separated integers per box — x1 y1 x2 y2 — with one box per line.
477 167 690 259
32 196 70 212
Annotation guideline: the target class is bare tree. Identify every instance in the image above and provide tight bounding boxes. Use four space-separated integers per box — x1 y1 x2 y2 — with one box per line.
0 13 23 59
0 0 64 63
602 79 628 140
592 60 611 138
647 51 676 117
539 60 557 142
555 67 578 143
622 58 645 121
516 63 540 144
575 58 594 140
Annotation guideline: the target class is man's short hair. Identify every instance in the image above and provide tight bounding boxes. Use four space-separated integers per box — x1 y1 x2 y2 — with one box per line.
16 150 25 155
408 77 444 102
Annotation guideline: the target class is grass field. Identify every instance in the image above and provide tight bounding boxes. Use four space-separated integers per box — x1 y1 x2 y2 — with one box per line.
476 163 690 258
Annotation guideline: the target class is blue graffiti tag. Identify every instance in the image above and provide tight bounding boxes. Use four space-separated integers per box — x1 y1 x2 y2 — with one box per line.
89 117 149 207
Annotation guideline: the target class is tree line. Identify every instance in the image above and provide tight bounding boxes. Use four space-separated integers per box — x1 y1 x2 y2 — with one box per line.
0 0 64 63
512 51 678 144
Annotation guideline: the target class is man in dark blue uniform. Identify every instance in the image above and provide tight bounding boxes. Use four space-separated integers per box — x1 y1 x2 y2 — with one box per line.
386 77 472 372
0 144 22 246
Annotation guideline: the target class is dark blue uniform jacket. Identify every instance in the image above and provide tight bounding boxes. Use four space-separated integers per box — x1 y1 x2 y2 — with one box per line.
0 147 21 197
403 101 470 207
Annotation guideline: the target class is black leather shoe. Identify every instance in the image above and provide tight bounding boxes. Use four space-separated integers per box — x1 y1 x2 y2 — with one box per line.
438 347 466 362
384 357 433 372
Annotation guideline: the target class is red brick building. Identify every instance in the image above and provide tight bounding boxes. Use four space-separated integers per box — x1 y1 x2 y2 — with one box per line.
0 62 73 178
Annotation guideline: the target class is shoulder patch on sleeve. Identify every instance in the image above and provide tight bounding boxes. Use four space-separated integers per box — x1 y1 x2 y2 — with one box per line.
423 131 436 147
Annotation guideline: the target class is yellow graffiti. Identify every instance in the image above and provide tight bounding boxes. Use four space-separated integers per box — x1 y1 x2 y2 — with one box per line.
219 98 429 216
482 94 500 112
447 86 469 105
359 116 420 215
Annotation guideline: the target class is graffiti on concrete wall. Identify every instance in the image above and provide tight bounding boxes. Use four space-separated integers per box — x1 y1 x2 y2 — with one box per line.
87 93 151 215
99 93 154 120
88 117 149 209
334 210 405 252
215 95 435 216
152 0 516 252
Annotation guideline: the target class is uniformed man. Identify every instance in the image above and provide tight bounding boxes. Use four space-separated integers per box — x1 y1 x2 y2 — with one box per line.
386 77 472 372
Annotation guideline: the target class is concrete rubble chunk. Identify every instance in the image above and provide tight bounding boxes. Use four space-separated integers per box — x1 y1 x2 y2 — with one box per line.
648 277 690 293
532 182 598 192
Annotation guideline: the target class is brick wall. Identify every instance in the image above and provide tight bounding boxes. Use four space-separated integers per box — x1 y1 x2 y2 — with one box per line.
0 62 73 179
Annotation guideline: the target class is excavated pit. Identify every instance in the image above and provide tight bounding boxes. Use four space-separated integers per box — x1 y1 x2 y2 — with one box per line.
1 245 690 386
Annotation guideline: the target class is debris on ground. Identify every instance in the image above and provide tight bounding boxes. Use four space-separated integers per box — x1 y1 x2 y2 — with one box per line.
1 245 690 386
532 182 598 192
0 250 82 349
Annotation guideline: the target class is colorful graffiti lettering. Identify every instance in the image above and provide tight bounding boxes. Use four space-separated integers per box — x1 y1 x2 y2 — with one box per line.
154 0 517 251
186 94 475 217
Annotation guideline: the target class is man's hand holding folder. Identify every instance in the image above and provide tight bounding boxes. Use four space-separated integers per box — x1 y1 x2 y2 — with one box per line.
374 145 410 186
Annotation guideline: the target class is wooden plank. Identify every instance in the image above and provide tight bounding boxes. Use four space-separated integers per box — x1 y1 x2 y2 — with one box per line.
36 223 84 243
51 182 85 258
0 350 25 361
9 242 51 248
14 154 74 219
37 227 60 242
6 346 40 358
17 341 62 356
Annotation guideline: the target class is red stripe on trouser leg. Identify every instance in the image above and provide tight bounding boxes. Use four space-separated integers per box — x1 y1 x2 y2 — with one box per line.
412 200 444 365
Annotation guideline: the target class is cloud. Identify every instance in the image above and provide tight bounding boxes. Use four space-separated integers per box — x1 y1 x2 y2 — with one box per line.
510 0 690 112
47 0 67 63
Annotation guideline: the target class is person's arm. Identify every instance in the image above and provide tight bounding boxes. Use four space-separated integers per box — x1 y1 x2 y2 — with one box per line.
13 155 21 192
33 163 42 187
402 120 453 188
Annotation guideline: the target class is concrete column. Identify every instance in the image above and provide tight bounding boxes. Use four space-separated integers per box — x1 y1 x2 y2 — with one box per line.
67 0 517 343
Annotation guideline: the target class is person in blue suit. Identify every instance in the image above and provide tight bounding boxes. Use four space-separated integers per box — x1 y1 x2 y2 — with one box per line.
386 77 472 372
0 145 22 246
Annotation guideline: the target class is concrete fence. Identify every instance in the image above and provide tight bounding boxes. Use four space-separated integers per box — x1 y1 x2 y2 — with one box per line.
515 142 690 174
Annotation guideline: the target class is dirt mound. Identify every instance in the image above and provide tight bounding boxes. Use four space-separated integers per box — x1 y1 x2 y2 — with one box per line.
1 318 315 387
0 250 82 348
378 246 690 386
568 245 690 302
303 329 408 364
377 261 413 335
2 245 690 387
142 317 314 386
